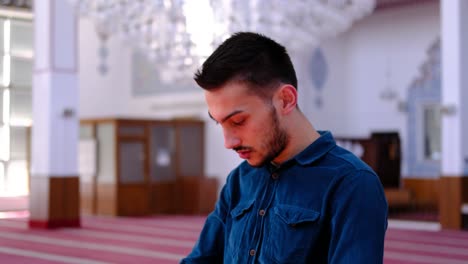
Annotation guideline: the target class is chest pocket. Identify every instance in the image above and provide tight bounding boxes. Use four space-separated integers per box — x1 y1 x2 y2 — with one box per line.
227 199 255 259
231 199 255 219
265 204 321 264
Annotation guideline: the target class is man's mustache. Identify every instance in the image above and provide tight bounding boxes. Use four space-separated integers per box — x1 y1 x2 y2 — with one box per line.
233 146 252 152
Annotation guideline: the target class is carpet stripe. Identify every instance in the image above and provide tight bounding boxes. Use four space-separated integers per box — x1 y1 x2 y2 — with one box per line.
389 228 468 238
0 246 110 264
0 238 172 263
385 233 468 247
385 251 468 264
0 231 186 260
0 252 70 264
84 215 205 230
385 240 468 256
387 219 441 231
81 220 200 239
0 220 195 249
0 226 193 256
63 228 195 248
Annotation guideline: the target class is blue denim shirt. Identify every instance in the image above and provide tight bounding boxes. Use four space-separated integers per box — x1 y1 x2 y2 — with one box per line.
181 131 388 263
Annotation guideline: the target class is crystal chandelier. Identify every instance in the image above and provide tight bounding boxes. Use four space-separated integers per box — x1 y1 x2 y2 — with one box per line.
71 0 376 82
214 0 376 52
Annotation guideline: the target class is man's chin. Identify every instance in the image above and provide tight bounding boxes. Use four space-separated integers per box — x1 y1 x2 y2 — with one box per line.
246 158 268 168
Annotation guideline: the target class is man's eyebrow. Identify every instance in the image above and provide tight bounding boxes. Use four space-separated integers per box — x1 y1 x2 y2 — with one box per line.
208 112 218 123
208 110 244 124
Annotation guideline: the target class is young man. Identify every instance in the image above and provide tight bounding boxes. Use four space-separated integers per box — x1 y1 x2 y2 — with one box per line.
181 32 388 263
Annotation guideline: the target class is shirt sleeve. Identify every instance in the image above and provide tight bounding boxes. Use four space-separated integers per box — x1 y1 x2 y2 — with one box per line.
328 169 388 264
180 175 232 264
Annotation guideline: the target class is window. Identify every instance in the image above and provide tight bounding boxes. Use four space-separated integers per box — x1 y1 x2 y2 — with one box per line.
0 15 32 196
423 105 441 161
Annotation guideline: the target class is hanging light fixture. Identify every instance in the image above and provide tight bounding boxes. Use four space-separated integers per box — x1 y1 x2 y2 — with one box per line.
210 0 376 53
71 0 376 82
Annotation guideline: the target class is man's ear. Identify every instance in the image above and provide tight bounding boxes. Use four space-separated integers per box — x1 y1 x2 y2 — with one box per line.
274 84 297 115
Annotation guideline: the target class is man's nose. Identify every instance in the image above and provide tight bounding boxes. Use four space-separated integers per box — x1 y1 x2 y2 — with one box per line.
223 130 241 149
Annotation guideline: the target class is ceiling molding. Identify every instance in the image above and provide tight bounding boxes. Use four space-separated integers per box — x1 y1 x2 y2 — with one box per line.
376 0 438 11
0 0 32 9
0 1 32 20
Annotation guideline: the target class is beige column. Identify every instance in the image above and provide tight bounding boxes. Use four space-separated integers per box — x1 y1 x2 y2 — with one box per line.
439 0 468 229
29 0 80 228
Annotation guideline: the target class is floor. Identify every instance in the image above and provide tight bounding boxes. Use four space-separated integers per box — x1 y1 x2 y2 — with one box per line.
0 211 467 263
388 207 439 222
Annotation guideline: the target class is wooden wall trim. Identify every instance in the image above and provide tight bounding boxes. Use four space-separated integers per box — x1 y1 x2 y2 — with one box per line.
80 119 116 125
29 176 80 229
117 184 150 216
96 183 117 216
80 182 94 215
402 178 439 210
438 176 464 229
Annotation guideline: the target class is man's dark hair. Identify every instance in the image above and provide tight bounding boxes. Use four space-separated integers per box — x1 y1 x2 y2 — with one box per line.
194 32 298 99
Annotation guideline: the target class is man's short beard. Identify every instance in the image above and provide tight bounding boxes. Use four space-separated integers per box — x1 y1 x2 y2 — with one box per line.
254 107 289 167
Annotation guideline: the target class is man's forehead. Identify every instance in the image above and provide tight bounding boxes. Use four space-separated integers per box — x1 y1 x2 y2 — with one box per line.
204 87 245 112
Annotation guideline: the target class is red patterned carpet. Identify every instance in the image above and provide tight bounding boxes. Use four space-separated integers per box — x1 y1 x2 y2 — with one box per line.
0 212 467 263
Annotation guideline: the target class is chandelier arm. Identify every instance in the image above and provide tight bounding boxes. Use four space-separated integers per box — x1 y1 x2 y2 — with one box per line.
70 0 376 82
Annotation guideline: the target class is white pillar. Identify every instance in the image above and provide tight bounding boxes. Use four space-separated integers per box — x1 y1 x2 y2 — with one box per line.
439 0 468 229
29 0 80 228
441 0 468 175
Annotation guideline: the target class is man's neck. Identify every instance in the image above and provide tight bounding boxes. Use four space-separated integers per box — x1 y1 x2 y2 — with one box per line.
273 114 320 165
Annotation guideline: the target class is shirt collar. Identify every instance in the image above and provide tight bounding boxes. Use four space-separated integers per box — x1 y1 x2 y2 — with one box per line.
264 130 336 172
294 130 337 166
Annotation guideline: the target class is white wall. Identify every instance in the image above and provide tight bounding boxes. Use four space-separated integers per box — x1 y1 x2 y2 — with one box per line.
301 2 439 176
295 38 349 134
348 2 438 134
462 1 468 175
78 1 440 182
78 19 129 118
307 2 440 136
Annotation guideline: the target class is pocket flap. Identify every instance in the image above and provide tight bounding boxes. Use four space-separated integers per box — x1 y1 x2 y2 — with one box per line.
274 205 320 225
230 199 255 219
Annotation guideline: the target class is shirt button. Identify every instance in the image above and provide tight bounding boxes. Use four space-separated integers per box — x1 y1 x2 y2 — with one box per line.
271 172 279 180
249 249 256 256
259 209 265 216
